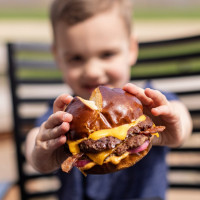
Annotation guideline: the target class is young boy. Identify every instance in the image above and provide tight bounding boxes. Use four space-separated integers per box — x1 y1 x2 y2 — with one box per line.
26 0 192 199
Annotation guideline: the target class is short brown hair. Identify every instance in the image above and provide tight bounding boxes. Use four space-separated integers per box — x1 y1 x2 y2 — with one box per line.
50 0 133 38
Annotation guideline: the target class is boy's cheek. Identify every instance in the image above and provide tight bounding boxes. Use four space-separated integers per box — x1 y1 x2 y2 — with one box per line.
108 64 131 80
61 67 80 82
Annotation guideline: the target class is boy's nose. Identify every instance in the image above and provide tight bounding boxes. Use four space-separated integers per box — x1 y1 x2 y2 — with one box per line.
83 59 104 79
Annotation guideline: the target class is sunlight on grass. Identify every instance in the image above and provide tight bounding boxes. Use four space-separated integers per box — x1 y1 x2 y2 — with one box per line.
16 51 53 61
138 41 200 59
132 58 200 78
0 8 48 20
17 69 62 79
0 7 200 20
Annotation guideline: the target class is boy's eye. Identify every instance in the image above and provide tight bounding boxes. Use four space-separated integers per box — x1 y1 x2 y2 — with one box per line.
69 55 84 64
100 51 116 59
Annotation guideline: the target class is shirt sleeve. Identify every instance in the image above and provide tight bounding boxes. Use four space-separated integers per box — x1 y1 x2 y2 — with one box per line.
144 81 178 101
35 101 54 127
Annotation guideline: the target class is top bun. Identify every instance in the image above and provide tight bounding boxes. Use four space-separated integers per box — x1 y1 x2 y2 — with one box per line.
65 86 143 140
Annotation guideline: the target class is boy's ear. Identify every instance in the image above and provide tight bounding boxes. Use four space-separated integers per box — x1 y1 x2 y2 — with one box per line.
129 34 138 66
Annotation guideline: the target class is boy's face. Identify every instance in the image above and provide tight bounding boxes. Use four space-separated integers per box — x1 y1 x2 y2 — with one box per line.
54 6 138 99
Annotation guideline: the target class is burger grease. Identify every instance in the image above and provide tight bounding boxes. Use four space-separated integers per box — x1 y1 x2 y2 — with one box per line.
61 86 165 174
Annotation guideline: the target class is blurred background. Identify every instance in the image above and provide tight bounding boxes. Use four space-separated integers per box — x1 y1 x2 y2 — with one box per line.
0 0 200 199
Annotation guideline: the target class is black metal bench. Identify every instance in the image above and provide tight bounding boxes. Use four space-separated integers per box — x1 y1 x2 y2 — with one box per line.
7 35 200 199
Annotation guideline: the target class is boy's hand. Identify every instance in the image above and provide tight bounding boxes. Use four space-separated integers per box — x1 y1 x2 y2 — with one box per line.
123 83 192 147
31 94 73 173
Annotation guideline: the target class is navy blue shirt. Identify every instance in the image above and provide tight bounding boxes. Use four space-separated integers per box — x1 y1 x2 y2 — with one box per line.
36 88 178 200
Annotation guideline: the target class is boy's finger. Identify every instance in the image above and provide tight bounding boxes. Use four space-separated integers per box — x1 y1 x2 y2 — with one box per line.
45 111 72 129
151 105 171 116
53 94 73 113
41 122 70 141
123 83 153 106
145 88 168 107
42 135 66 151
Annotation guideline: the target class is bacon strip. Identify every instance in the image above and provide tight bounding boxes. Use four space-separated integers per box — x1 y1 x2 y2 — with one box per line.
61 153 83 173
140 126 165 134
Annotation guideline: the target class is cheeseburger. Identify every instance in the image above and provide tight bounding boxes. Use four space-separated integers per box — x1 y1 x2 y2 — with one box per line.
61 86 165 174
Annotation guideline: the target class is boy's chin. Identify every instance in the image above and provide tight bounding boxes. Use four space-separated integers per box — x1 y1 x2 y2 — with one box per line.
75 87 94 99
82 84 112 96
75 84 113 99
84 86 97 94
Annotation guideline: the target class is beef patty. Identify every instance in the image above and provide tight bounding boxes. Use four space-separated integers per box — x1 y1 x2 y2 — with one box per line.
78 116 153 155
70 116 165 156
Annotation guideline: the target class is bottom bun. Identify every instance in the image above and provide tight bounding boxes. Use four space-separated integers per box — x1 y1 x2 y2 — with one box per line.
81 141 152 174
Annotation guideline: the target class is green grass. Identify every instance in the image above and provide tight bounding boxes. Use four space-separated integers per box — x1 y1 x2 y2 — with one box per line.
138 41 200 59
0 8 48 20
17 68 62 79
132 58 200 78
0 7 200 20
16 51 53 61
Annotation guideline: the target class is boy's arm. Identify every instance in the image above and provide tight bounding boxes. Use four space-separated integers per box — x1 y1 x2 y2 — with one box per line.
25 127 41 171
25 94 73 173
152 100 192 147
172 100 193 144
123 83 193 147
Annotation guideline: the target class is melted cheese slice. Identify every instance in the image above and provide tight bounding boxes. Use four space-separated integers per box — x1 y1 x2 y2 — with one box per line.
152 132 159 138
67 138 86 155
80 162 96 171
88 114 146 141
80 151 130 172
87 149 114 165
105 152 129 164
67 115 146 165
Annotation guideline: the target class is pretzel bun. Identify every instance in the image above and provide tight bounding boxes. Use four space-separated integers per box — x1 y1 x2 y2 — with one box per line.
62 86 165 174
66 86 143 140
